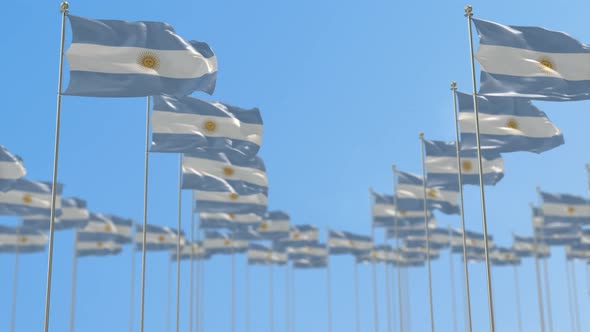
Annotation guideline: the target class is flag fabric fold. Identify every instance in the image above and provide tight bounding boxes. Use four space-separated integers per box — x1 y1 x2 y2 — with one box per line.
0 146 26 192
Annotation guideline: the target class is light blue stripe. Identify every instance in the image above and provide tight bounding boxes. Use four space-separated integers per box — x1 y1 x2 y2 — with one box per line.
427 173 504 189
541 192 589 205
479 71 590 101
0 146 20 162
425 139 501 159
0 245 46 254
182 175 268 195
457 91 552 117
135 243 176 251
473 18 590 54
64 71 217 97
461 133 564 154
196 201 267 216
0 179 17 192
397 171 423 186
68 15 199 51
372 192 394 205
153 95 262 124
0 204 61 217
151 133 260 156
63 197 87 208
77 248 121 257
184 150 266 170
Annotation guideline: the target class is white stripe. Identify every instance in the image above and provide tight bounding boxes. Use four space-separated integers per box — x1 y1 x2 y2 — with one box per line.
81 220 117 235
135 232 180 245
0 190 61 210
248 249 271 260
0 233 47 245
199 213 262 223
195 191 267 205
259 220 290 232
289 246 328 257
328 238 373 251
426 156 504 175
76 240 120 251
289 230 319 241
372 203 395 217
183 156 267 187
61 207 89 221
398 184 458 205
66 43 217 79
203 238 246 250
476 44 590 81
152 111 262 145
0 161 26 179
460 112 561 138
541 203 590 217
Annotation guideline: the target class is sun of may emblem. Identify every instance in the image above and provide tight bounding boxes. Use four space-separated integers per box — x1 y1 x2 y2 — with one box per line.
22 194 33 204
427 189 438 198
228 213 236 219
223 167 235 176
203 120 217 133
224 239 231 246
137 51 160 70
18 237 28 244
567 206 576 215
538 56 555 72
229 193 239 200
158 235 166 242
506 119 519 130
462 160 473 172
259 222 269 230
104 225 113 232
97 242 104 248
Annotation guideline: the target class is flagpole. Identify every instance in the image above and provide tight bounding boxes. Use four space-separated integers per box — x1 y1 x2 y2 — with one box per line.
246 261 251 332
199 246 205 332
464 6 496 331
10 227 21 332
369 189 379 332
526 213 546 332
566 258 576 332
392 165 404 332
384 234 393 332
292 264 296 332
167 260 172 332
175 155 183 332
195 206 201 332
570 260 581 332
450 81 473 332
285 262 289 332
269 262 274 332
541 257 554 332
139 95 152 332
447 226 458 332
354 261 361 332
231 235 236 332
326 227 333 332
44 3 69 331
129 224 137 332
419 133 435 332
404 268 412 332
513 265 523 332
189 192 195 332
68 232 78 332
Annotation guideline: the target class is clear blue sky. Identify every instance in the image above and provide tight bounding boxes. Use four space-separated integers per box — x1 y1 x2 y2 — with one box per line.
1 0 590 331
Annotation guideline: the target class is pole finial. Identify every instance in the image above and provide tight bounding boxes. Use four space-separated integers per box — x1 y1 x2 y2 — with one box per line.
60 1 69 14
464 5 473 17
451 81 457 90
419 132 424 139
391 164 396 172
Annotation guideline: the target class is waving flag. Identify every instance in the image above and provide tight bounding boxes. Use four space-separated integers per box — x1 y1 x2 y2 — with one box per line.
457 92 563 154
194 190 267 217
231 227 262 241
171 242 208 261
397 170 459 215
256 211 290 239
512 234 550 258
404 228 450 250
202 231 247 255
64 15 216 97
288 243 328 261
0 226 47 253
293 257 327 269
151 95 262 156
135 225 183 251
450 229 495 254
107 215 134 244
247 243 288 266
199 212 262 230
0 179 62 216
472 18 590 101
76 232 122 257
386 220 437 239
0 146 26 191
182 150 268 195
424 140 504 189
276 225 319 249
490 247 521 266
540 191 590 225
357 245 395 264
327 230 372 255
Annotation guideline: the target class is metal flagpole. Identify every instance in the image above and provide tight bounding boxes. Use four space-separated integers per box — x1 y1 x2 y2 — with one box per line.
167 261 172 332
10 226 21 332
292 264 296 332
129 224 137 332
513 265 523 332
404 268 412 332
285 263 289 332
570 260 581 332
448 226 458 332
325 229 333 332
231 234 236 332
175 155 183 332
541 257 554 332
384 235 393 332
566 258 576 332
392 165 404 332
269 261 275 332
369 189 379 332
354 261 361 332
68 232 78 332
139 95 152 332
527 222 546 332
199 245 205 332
44 3 69 331
189 192 195 332
246 261 251 332
450 81 473 332
419 133 435 332
464 6 496 331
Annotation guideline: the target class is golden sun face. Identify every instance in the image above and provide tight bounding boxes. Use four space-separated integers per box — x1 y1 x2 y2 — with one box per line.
567 206 576 215
506 119 519 130
137 52 160 70
158 235 166 242
427 189 438 199
203 120 217 133
538 56 555 72
462 160 473 172
229 193 239 200
223 167 235 176
22 194 33 204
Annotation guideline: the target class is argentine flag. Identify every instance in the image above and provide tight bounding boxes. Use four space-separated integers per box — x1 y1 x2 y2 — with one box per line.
202 231 247 255
0 179 62 216
397 170 459 215
566 246 590 260
450 229 495 254
404 228 450 250
151 95 263 157
24 197 90 230
135 224 183 251
182 150 268 195
357 245 395 264
0 146 26 191
194 190 267 217
107 215 134 244
386 220 436 239
199 212 262 230
490 247 520 266
473 18 590 101
293 257 327 269
512 234 550 258
371 191 433 227
64 15 217 97
288 243 328 260
171 242 208 261
76 232 122 257
231 227 262 241
0 226 47 253
457 92 563 154
540 191 590 225
276 225 319 249
424 140 504 189
327 230 372 255
256 211 290 239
